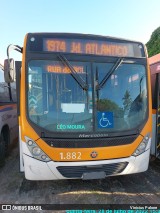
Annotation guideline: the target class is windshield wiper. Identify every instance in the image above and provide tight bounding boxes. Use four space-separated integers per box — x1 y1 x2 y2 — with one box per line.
58 54 88 91
96 58 124 90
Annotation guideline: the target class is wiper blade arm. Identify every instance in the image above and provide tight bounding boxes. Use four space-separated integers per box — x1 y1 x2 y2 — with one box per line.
96 58 124 90
58 54 88 91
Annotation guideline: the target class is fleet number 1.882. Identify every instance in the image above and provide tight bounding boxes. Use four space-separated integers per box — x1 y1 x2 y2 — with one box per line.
60 152 82 160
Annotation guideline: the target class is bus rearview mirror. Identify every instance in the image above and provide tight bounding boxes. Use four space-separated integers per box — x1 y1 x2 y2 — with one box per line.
4 58 16 83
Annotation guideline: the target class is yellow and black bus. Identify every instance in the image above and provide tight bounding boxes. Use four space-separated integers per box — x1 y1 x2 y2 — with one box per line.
5 33 152 180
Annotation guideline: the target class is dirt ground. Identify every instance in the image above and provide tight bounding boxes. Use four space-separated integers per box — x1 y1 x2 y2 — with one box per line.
0 145 160 212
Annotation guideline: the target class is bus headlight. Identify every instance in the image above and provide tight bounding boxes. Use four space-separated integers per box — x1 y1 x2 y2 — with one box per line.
32 147 41 156
25 137 51 162
132 133 150 157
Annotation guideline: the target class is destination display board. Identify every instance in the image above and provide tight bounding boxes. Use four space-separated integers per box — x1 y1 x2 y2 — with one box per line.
43 38 135 57
27 34 145 57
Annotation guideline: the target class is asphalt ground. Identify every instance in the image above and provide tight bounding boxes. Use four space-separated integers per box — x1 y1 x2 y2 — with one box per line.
0 144 160 212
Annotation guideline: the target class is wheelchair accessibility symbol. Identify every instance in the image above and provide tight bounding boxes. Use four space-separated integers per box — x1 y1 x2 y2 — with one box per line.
97 112 114 128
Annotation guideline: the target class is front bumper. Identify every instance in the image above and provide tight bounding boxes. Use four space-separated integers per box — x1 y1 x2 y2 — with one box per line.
23 148 150 180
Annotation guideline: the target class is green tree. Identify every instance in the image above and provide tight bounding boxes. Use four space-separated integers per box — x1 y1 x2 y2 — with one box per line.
146 26 160 57
97 99 124 117
122 90 132 111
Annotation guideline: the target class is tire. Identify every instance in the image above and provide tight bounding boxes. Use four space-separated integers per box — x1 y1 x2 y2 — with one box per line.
0 132 5 167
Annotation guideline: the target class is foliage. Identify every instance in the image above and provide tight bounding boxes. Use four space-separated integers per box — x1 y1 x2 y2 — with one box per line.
97 99 124 117
122 90 132 111
146 26 160 57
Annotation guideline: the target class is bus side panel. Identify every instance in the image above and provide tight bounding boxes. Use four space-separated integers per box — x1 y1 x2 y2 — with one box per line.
0 104 17 137
0 82 18 141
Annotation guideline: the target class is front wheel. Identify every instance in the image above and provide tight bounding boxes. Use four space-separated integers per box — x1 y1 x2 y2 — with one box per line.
0 132 5 167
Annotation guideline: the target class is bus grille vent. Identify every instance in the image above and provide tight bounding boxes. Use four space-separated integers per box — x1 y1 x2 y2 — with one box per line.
56 162 128 178
44 135 138 148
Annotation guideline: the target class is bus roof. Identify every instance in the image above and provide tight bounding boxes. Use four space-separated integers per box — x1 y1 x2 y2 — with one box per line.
27 32 144 44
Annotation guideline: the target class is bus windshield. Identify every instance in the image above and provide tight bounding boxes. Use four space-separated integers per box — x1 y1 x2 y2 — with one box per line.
27 58 148 134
